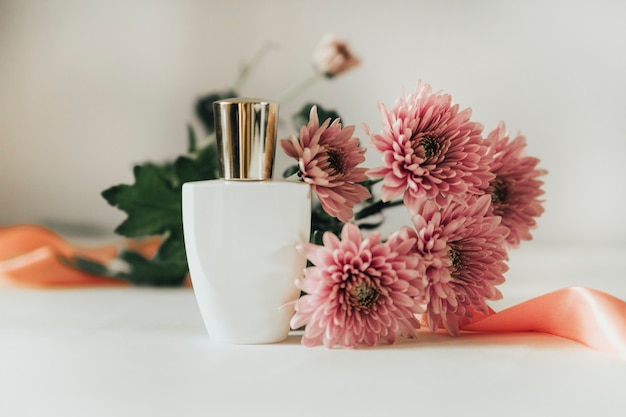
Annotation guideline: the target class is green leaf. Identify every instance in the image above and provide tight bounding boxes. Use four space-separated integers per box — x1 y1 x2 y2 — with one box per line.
187 124 197 153
170 143 220 187
102 164 182 238
153 228 187 267
282 164 300 178
91 136 220 285
310 230 325 246
78 252 186 286
292 102 342 131
311 202 344 240
195 89 237 134
68 229 188 287
115 249 187 286
187 141 220 181
65 256 113 278
172 155 201 186
77 87 236 286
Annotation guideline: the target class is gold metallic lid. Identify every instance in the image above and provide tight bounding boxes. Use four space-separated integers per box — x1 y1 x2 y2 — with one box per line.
213 97 279 180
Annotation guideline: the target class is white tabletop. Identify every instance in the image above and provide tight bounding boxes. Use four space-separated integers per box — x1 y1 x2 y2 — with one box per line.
1 243 625 417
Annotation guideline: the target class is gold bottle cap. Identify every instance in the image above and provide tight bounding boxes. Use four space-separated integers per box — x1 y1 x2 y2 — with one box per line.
213 98 279 180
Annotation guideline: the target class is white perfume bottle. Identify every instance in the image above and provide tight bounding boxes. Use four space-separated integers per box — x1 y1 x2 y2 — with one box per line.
182 98 311 344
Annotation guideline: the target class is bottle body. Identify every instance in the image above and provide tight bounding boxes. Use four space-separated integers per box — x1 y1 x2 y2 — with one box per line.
182 179 311 344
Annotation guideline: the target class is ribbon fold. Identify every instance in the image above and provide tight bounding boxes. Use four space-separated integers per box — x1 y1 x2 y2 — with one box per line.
462 287 626 360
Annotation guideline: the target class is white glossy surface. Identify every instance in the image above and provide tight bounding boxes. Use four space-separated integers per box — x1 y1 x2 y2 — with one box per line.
182 179 311 344
1 243 625 417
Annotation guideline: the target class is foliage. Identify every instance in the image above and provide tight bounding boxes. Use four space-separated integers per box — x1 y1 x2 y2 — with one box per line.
73 90 372 285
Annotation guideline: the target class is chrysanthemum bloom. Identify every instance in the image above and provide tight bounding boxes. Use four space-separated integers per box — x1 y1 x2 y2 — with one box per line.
365 81 494 212
313 33 361 78
410 195 509 335
280 106 371 222
290 223 427 348
483 122 547 247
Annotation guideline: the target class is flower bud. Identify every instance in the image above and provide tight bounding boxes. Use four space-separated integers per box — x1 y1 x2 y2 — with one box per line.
313 34 360 78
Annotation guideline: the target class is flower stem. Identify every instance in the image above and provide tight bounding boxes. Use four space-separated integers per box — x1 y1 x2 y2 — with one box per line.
232 42 278 91
276 71 324 104
361 178 383 188
354 199 404 220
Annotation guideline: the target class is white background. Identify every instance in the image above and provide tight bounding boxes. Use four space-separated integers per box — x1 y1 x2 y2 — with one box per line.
1 0 625 246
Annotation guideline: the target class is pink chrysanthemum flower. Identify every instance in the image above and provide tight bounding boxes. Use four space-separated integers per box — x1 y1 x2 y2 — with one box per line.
291 223 427 348
280 106 371 222
365 81 494 212
410 195 509 335
484 122 547 247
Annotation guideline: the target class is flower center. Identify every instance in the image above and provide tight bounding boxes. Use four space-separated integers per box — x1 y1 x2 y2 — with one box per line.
491 177 509 206
449 247 463 272
350 282 380 309
417 135 441 160
325 147 346 176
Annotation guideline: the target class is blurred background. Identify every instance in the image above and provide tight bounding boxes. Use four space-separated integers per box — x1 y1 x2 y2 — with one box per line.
1 0 625 248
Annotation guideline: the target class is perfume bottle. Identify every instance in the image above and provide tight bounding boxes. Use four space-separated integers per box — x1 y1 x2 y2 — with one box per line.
182 98 311 344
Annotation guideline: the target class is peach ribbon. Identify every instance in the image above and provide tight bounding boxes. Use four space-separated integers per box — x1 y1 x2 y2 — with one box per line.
0 224 161 287
461 287 626 360
1 224 625 359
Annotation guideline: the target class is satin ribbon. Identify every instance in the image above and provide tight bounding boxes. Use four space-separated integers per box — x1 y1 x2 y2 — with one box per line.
0 224 160 287
461 287 626 360
1 224 625 359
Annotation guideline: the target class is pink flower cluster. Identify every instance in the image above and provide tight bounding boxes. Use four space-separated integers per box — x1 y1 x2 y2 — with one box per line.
283 81 546 348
